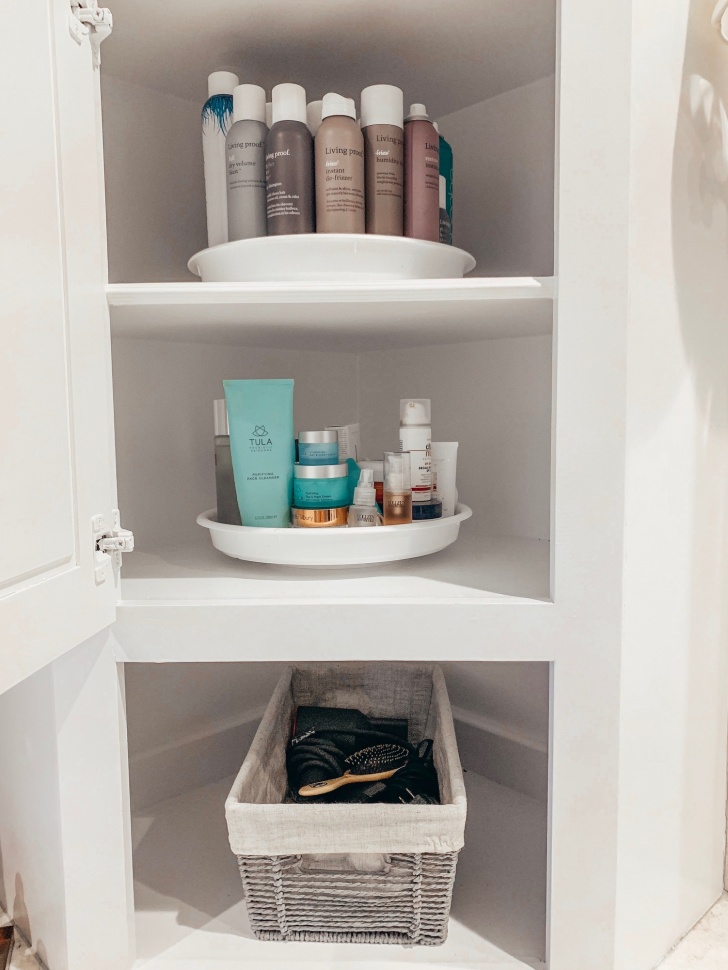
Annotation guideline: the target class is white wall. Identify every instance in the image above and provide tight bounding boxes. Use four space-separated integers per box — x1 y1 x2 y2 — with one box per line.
100 73 555 285
437 76 555 277
358 335 552 540
101 74 205 283
615 2 728 967
111 336 360 551
124 660 549 809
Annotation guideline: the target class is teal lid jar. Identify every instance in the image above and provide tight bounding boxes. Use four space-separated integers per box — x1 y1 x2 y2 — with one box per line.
298 430 339 466
293 463 349 509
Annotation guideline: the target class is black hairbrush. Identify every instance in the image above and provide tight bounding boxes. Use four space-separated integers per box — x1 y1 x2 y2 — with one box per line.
297 743 409 797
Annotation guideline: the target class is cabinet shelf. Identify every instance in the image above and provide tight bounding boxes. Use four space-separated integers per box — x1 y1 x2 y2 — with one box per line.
132 771 547 969
107 277 554 352
120 526 550 607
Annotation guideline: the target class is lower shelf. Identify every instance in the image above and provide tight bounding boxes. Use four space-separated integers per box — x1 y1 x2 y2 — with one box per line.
132 771 547 969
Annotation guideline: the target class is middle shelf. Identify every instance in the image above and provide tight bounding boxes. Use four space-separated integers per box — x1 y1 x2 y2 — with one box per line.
107 276 555 351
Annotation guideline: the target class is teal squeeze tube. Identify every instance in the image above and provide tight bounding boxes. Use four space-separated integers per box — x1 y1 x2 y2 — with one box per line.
223 379 295 527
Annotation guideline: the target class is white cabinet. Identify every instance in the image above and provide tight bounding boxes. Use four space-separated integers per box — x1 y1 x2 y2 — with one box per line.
1 1 727 969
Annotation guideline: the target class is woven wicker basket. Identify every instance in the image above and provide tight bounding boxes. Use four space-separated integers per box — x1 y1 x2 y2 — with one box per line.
225 663 467 945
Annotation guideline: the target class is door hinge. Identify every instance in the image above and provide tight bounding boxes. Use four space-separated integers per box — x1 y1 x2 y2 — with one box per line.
92 510 134 584
69 0 113 68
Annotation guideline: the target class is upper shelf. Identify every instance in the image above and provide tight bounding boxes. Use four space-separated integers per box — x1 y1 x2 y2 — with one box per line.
107 276 555 351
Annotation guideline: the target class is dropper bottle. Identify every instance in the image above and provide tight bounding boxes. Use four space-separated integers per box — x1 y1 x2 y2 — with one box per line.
348 468 382 527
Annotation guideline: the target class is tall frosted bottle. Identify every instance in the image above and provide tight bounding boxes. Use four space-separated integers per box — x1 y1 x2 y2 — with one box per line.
226 84 268 241
202 71 238 247
404 103 440 242
266 83 314 234
315 94 365 233
361 84 404 235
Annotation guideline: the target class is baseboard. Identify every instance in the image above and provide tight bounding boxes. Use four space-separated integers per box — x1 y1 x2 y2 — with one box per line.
129 708 265 812
452 706 549 803
130 704 548 812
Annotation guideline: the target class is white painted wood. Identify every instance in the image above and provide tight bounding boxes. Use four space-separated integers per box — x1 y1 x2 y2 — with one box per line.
102 0 556 117
614 2 728 967
0 0 117 694
52 633 135 970
0 631 133 970
130 772 546 969
0 665 68 970
119 529 550 608
107 278 554 350
437 77 556 277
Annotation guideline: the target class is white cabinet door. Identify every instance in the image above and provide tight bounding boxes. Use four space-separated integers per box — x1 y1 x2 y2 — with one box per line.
0 0 117 694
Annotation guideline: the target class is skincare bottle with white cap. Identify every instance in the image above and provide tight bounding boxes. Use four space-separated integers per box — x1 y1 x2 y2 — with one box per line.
360 84 404 235
265 83 314 234
399 399 432 503
315 93 365 233
306 100 323 137
226 84 268 241
202 70 238 247
213 399 242 526
348 468 382 527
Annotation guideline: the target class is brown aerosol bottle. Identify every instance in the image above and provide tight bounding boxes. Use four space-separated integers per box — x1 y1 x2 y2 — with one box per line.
265 83 314 234
360 85 404 236
315 93 365 233
404 103 440 242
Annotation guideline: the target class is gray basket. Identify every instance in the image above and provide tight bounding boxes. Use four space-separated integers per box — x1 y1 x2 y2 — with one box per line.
225 663 467 945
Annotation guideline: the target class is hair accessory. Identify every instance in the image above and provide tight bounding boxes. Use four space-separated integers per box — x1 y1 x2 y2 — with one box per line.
297 743 409 797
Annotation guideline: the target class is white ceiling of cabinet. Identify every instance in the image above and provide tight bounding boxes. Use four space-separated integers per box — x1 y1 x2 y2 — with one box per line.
101 0 556 117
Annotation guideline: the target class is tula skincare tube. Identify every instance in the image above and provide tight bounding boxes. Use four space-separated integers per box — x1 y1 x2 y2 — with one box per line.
202 71 238 247
315 93 365 233
266 83 314 234
223 379 295 527
298 430 339 465
226 84 268 242
361 85 404 236
439 175 452 245
399 399 432 503
383 452 412 525
213 399 242 526
404 104 440 242
431 441 459 518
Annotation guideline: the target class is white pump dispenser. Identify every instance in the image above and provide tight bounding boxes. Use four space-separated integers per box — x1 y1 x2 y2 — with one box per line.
348 468 381 527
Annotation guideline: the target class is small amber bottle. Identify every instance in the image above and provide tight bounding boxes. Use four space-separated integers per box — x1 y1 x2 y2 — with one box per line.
383 452 413 525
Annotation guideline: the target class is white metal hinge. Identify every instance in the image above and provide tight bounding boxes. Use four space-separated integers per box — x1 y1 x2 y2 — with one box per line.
69 0 113 68
92 510 134 584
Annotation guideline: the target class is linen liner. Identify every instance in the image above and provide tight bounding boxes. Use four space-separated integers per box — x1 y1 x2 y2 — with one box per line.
225 662 467 856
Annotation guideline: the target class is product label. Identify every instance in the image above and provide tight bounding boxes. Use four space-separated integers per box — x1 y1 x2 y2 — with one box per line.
370 132 403 198
400 431 432 501
228 139 266 191
318 140 364 224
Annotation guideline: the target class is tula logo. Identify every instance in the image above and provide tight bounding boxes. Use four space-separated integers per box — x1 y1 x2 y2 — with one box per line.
250 424 273 448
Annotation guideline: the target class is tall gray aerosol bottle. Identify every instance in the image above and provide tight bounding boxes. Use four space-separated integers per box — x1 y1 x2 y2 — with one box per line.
265 83 315 234
226 84 268 241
